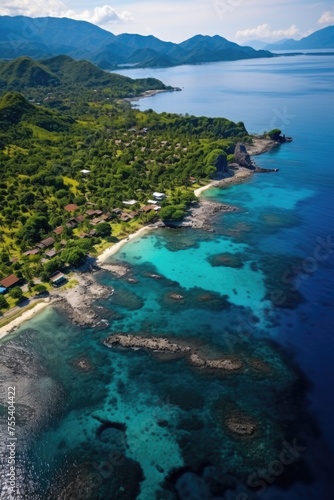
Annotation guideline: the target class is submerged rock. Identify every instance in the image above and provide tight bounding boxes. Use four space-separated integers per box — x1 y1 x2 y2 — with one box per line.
104 334 243 373
207 252 245 268
226 416 257 436
169 293 184 300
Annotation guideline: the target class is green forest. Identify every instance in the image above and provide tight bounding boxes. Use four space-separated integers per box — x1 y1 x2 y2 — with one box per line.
0 56 250 309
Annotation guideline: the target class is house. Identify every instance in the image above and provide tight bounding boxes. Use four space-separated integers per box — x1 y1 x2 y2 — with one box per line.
23 249 39 256
120 213 132 222
64 203 79 212
100 213 112 221
80 169 91 174
53 226 64 235
123 200 137 206
90 217 103 225
75 215 85 223
45 249 58 259
66 218 78 229
85 209 96 217
0 274 20 290
40 237 55 248
112 208 122 216
85 209 102 218
50 272 67 287
152 192 166 201
140 205 157 213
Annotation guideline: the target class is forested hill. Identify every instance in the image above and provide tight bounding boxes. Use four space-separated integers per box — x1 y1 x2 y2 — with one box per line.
0 15 274 69
0 91 74 133
0 56 170 97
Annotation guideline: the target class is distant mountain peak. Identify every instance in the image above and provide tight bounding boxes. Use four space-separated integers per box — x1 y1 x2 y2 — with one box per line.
0 15 274 69
263 25 334 50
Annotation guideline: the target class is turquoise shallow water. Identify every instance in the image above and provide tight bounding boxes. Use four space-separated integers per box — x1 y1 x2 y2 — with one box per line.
1 56 334 499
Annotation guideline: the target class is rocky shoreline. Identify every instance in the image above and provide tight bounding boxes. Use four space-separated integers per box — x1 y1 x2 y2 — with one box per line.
53 274 113 327
181 199 239 230
104 334 243 372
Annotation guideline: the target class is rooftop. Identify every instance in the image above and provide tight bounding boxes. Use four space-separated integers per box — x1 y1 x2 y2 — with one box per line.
45 249 58 259
64 203 79 212
153 192 166 199
41 237 55 247
0 274 20 288
123 200 137 206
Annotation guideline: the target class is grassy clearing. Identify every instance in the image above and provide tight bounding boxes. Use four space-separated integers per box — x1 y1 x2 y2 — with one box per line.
63 176 80 195
3 144 28 156
27 124 61 141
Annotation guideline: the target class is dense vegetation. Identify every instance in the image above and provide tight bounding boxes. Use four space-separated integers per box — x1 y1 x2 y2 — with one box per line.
0 56 250 304
0 56 171 97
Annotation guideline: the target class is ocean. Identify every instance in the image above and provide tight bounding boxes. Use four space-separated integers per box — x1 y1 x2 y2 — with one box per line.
1 54 334 499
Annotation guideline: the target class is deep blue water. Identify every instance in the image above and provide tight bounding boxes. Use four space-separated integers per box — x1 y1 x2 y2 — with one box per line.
1 55 334 499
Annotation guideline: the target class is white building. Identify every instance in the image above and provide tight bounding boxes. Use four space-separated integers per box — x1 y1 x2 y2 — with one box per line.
152 192 166 201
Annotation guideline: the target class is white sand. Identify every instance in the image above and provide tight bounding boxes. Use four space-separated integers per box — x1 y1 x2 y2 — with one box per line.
194 167 252 198
0 299 52 340
97 226 152 264
193 181 216 197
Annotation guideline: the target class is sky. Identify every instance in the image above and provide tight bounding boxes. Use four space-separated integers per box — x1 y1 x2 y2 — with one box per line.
1 0 334 43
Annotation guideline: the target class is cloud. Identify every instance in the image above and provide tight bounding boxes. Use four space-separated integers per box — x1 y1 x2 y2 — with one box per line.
0 0 66 17
71 6 133 25
236 23 300 40
0 1 133 25
318 7 334 26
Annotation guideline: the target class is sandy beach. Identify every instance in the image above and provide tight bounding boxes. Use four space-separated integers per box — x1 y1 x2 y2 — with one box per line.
0 299 53 340
194 166 253 197
97 225 152 264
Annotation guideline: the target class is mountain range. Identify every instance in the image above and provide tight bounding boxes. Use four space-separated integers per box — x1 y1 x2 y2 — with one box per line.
0 15 273 69
263 25 334 50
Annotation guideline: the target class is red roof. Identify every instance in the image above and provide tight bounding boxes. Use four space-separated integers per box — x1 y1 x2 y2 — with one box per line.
54 226 64 235
23 249 39 256
64 204 79 212
0 274 20 288
41 237 55 247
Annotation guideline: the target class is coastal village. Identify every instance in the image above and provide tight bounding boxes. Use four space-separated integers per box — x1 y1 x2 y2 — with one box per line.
0 134 282 334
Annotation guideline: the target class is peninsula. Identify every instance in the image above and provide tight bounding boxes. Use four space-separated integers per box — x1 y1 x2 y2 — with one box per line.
0 55 290 337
